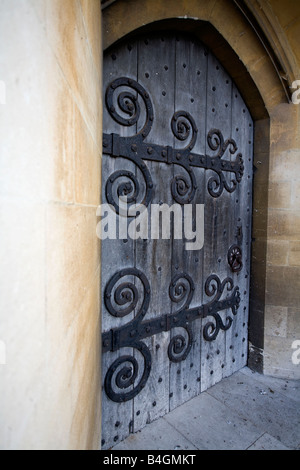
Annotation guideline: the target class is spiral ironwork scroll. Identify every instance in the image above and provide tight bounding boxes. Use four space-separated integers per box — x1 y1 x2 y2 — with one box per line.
105 169 140 214
171 111 198 150
103 268 151 403
168 273 195 362
169 273 195 312
103 76 246 206
168 326 193 363
171 111 198 204
207 129 244 198
203 275 240 341
104 77 154 214
102 267 241 401
104 342 151 403
105 76 154 138
104 268 150 320
171 168 197 205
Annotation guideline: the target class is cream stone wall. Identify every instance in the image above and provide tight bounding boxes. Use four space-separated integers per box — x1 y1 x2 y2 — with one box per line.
264 102 300 379
259 0 300 379
0 0 102 449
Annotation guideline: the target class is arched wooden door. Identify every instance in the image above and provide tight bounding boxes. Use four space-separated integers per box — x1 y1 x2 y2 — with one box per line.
100 32 253 449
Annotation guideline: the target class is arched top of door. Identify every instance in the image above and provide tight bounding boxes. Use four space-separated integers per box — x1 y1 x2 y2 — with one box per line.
101 0 295 120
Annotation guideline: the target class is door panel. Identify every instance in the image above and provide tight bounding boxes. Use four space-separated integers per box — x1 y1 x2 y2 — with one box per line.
133 34 175 432
100 32 253 449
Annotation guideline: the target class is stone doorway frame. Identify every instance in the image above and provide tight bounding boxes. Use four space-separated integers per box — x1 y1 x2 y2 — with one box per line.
101 0 296 377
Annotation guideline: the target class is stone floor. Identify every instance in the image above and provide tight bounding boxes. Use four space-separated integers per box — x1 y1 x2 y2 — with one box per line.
112 367 300 450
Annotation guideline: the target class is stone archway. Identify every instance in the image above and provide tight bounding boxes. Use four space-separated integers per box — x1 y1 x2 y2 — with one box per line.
100 28 256 448
100 3 300 449
100 0 291 377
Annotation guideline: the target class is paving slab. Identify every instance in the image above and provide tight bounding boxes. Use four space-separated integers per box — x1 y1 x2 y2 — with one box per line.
207 369 300 449
112 417 197 451
247 433 290 450
240 367 300 402
164 391 263 450
111 368 300 450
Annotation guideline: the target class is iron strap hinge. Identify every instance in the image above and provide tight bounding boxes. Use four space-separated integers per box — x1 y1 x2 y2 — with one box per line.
112 133 120 157
102 274 241 354
103 76 246 201
167 145 173 165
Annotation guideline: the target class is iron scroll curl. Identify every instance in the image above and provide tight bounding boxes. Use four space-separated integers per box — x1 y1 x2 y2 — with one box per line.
103 268 151 403
203 275 241 341
168 273 195 363
171 111 198 204
105 76 154 138
206 129 244 198
102 268 241 402
104 77 155 214
104 342 152 403
103 76 246 210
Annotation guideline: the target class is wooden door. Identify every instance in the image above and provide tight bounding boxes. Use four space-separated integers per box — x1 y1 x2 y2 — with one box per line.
100 32 253 449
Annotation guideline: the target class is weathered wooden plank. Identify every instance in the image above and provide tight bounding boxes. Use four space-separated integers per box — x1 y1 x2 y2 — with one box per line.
169 35 207 410
201 52 234 391
226 84 253 374
101 40 137 449
133 34 175 431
